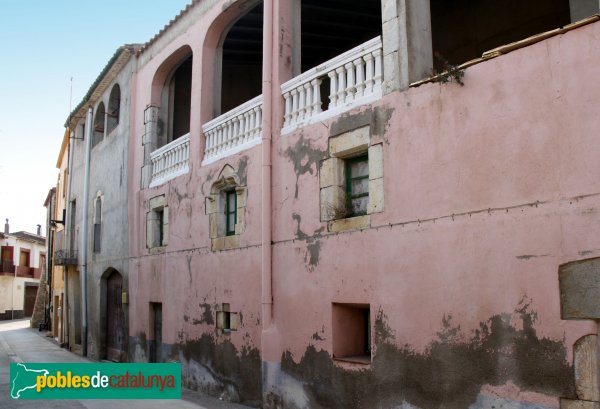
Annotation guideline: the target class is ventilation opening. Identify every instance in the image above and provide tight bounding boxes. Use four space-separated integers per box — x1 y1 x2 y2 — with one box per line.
332 303 371 364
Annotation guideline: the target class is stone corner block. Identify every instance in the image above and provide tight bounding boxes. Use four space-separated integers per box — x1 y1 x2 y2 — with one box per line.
320 186 346 222
368 144 383 180
367 178 384 214
559 258 600 320
329 126 370 157
560 399 600 409
149 194 166 209
574 334 599 401
328 215 370 233
320 157 344 189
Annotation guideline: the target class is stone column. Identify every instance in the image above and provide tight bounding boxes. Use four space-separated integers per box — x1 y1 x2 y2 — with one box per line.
141 105 159 188
559 258 600 408
569 0 600 22
382 0 433 93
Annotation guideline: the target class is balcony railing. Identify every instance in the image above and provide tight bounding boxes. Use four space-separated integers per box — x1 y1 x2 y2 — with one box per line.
150 133 190 187
54 249 78 266
202 95 263 165
15 266 34 278
0 260 14 275
282 36 383 133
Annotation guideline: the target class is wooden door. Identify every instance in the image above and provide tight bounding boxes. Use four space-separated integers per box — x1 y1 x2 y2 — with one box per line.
106 272 125 361
24 285 38 317
19 250 30 267
1 246 13 272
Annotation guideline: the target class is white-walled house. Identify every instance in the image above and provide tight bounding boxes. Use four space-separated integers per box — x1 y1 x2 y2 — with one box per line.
0 221 45 320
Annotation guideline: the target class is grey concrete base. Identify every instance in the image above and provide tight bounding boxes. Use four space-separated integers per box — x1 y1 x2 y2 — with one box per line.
470 395 555 409
561 399 600 409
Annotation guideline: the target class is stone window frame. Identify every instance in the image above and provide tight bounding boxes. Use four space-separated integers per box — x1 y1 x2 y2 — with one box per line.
206 165 247 251
320 125 383 232
92 192 103 254
146 195 168 252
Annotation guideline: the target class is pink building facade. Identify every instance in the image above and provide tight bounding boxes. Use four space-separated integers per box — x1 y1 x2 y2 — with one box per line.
125 1 600 407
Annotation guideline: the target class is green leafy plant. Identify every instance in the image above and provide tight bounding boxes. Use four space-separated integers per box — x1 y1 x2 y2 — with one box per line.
432 52 465 86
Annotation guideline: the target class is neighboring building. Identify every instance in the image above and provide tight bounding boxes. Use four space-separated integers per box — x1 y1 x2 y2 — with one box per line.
0 220 45 320
48 130 71 346
57 1 600 408
65 45 138 360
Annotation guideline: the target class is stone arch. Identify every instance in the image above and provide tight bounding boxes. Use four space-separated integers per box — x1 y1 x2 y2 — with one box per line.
100 268 126 362
211 164 240 194
92 102 106 147
107 84 121 134
150 45 193 148
150 44 193 105
201 0 263 123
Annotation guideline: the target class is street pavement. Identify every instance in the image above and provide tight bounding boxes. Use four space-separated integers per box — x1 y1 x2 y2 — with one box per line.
0 319 251 409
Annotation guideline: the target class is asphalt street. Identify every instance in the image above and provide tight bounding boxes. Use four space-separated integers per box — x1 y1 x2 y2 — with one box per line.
0 319 251 409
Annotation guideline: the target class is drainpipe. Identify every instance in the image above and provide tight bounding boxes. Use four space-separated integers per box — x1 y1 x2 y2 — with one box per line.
80 107 92 356
261 0 274 330
64 129 75 346
11 266 15 320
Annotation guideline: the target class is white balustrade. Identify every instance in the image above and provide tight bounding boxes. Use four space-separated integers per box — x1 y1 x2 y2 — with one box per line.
149 133 190 187
282 36 383 133
202 95 263 165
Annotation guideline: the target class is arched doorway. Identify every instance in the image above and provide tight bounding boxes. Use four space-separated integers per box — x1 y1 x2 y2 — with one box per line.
105 270 125 361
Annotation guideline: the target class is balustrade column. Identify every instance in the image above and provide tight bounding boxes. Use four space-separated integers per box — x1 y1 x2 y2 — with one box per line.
328 71 338 108
310 78 322 115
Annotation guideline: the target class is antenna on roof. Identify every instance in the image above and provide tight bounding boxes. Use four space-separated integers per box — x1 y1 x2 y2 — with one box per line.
68 77 73 129
68 77 84 140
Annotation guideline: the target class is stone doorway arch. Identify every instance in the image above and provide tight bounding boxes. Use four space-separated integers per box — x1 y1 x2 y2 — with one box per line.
104 269 126 362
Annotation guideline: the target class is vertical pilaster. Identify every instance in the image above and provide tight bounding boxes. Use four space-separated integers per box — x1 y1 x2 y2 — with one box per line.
141 105 159 188
382 0 433 93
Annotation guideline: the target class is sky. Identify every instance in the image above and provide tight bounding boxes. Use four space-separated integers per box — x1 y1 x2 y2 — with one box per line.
0 0 191 235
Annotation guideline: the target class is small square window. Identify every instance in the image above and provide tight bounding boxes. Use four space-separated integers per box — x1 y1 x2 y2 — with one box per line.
225 190 237 236
332 303 371 364
216 303 239 333
345 155 369 217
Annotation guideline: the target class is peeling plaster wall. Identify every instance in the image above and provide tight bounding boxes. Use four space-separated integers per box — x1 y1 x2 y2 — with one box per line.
128 149 263 403
127 0 600 407
269 19 600 409
68 55 135 360
128 1 263 404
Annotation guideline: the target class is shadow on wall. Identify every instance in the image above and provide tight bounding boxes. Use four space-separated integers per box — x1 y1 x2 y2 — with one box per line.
129 332 262 407
279 298 574 409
